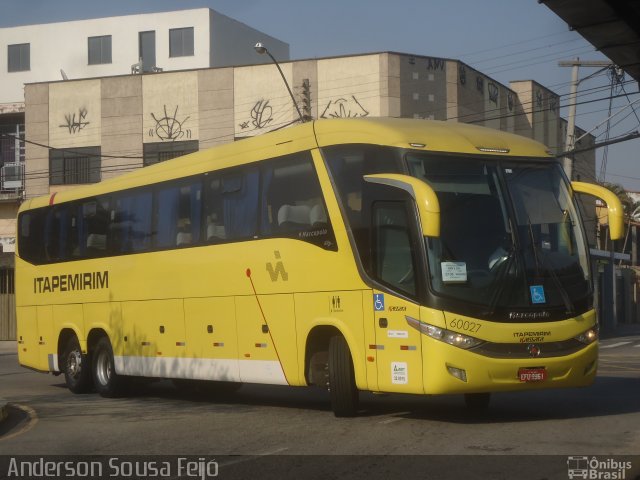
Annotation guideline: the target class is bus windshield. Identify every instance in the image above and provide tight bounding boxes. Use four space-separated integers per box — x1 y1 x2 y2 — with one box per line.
406 153 591 315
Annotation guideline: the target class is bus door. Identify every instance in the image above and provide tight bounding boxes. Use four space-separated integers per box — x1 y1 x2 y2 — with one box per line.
369 198 425 394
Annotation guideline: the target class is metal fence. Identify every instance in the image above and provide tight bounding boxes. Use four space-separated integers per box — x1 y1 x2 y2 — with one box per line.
0 294 16 340
0 269 15 340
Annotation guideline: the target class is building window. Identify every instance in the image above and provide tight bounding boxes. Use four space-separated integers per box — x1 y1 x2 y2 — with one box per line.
8 43 30 72
49 147 101 185
143 141 198 166
88 35 112 65
169 27 194 57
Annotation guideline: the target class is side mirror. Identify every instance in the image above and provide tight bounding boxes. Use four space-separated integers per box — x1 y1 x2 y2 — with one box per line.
364 174 440 237
571 181 624 240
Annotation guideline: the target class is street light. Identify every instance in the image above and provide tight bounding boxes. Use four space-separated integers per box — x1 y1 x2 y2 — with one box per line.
254 42 306 123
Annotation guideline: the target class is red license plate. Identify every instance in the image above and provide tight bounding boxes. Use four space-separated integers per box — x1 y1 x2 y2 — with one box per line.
518 368 547 382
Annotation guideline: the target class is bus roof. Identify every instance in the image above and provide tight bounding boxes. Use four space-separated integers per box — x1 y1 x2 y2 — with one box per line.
21 118 552 211
313 117 551 157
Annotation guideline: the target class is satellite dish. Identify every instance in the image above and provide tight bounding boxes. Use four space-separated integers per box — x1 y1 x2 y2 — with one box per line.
60 69 68 81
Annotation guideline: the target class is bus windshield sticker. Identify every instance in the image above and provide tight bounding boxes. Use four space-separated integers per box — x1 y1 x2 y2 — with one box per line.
441 262 467 283
530 285 546 304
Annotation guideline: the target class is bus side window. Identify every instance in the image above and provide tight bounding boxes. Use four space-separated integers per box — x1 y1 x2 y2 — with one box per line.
83 198 109 256
155 180 202 248
18 210 46 264
204 177 226 242
111 191 153 253
372 202 417 297
44 209 62 262
205 168 259 242
261 153 336 250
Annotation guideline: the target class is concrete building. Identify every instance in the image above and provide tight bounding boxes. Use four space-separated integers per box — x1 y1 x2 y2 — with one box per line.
0 7 289 257
1 9 597 264
0 8 289 104
23 51 594 197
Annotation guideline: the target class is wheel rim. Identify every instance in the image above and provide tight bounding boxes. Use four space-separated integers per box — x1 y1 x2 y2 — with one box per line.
67 350 82 379
95 350 112 386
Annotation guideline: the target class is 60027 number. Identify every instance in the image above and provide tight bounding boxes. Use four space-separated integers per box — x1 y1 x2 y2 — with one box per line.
448 318 481 333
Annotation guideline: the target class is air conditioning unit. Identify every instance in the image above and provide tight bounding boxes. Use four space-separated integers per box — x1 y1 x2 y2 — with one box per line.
2 163 24 190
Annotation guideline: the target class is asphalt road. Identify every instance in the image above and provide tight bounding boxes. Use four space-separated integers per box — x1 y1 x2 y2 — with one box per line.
1 335 640 479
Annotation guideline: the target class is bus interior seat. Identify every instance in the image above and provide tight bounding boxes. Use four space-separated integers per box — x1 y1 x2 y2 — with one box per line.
309 204 328 228
277 204 311 230
176 232 192 246
207 224 226 241
86 233 106 251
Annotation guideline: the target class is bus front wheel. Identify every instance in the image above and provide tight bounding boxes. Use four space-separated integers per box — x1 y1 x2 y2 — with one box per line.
92 337 127 398
328 335 359 417
62 336 93 394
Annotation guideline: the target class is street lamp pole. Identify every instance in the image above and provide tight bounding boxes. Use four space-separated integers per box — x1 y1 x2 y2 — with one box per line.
254 42 306 123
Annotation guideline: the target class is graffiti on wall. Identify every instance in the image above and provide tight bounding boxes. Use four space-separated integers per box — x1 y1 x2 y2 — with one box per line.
535 90 544 109
59 108 90 134
149 105 191 141
488 82 499 104
459 66 467 85
426 58 445 71
508 93 515 112
320 96 369 119
476 76 484 93
239 100 275 131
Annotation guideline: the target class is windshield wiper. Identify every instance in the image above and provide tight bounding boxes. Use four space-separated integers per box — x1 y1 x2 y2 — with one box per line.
483 246 517 317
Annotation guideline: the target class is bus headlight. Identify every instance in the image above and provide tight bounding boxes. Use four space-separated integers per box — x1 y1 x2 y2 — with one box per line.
406 317 484 350
574 327 598 345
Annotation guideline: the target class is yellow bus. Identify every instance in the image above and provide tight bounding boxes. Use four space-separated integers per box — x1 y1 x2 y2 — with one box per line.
16 118 623 416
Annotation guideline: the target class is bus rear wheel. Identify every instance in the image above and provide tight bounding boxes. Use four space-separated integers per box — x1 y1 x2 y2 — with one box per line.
328 335 359 417
62 336 93 394
92 337 127 398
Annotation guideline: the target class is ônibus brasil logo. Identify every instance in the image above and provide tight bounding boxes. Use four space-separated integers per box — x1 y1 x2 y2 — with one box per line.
567 456 633 480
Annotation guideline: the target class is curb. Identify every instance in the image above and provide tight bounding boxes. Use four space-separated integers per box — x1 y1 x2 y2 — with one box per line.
0 399 7 423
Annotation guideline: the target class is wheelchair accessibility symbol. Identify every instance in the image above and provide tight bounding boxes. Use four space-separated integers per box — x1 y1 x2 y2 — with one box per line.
374 294 385 311
530 285 546 304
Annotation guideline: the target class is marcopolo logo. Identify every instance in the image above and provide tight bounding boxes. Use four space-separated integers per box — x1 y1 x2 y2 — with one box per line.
567 456 633 479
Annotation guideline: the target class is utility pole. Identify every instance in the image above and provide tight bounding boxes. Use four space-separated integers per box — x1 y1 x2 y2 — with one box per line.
558 59 613 179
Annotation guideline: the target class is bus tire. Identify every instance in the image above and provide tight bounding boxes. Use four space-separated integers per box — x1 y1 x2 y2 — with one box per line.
62 336 93 394
328 335 359 417
464 393 491 411
92 337 127 398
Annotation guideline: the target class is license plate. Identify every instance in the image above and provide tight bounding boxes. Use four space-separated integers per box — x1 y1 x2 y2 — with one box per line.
518 368 547 382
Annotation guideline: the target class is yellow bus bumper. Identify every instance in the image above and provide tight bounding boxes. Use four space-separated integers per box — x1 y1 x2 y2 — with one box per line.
422 337 598 395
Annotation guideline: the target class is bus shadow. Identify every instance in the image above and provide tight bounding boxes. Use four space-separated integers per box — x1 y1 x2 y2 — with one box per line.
369 376 640 424
43 375 640 423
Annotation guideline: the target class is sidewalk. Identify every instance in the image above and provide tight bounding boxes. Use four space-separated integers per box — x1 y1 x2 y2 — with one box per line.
0 341 17 355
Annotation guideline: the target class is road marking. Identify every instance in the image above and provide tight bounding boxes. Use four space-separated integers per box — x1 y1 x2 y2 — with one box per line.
634 344 640 348
600 342 632 349
0 404 38 442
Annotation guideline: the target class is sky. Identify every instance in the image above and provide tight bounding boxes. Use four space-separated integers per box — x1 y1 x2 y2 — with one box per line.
2 0 639 191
